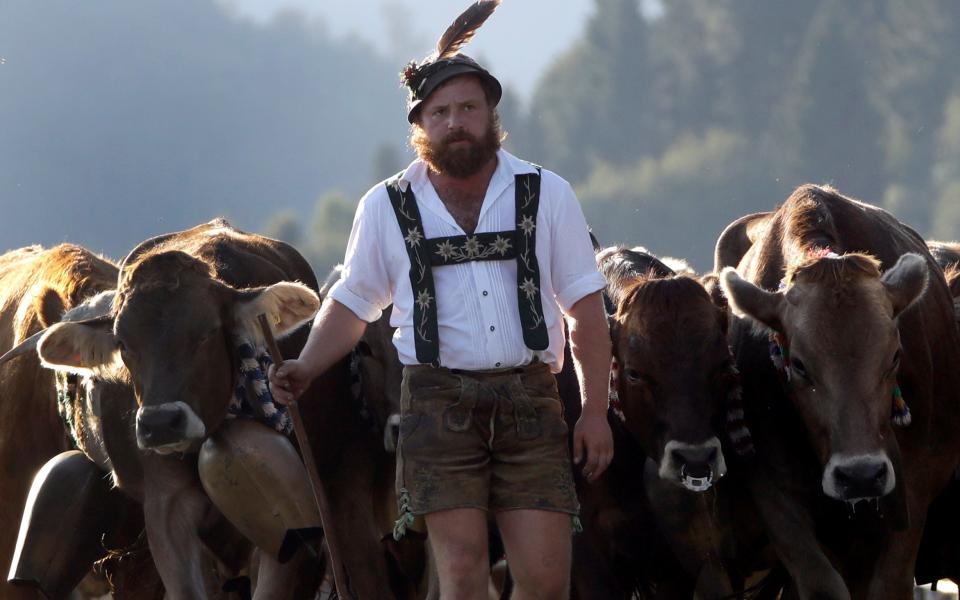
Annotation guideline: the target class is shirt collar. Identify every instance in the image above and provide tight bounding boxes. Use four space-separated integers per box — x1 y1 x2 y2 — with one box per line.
396 149 535 232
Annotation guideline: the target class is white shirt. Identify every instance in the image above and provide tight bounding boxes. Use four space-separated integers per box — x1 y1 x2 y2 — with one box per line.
329 149 605 372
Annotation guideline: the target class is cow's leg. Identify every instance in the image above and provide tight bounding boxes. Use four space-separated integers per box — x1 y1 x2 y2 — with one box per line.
862 484 929 599
643 460 734 597
142 454 215 600
748 474 849 600
250 546 313 600
321 434 395 600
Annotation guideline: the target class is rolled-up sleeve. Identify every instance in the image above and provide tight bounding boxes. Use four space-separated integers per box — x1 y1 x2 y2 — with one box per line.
548 178 606 312
328 190 393 322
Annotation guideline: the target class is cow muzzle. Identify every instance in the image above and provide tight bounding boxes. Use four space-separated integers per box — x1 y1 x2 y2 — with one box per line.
822 453 895 501
659 437 727 492
136 401 206 453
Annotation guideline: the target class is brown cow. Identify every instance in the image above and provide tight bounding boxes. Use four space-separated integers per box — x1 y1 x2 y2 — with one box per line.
0 244 132 599
0 246 249 599
718 184 960 598
571 247 771 598
37 220 396 599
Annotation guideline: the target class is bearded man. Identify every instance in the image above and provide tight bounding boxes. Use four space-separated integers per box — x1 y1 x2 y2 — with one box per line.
269 2 612 597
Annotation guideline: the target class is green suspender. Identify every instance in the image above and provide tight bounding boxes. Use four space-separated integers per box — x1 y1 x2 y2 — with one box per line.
385 169 549 365
514 170 549 351
385 176 441 364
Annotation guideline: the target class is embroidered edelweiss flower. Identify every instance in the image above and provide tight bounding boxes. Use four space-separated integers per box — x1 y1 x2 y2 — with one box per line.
519 215 536 236
435 240 456 260
463 236 482 257
404 227 423 248
520 277 539 299
416 289 433 310
492 235 512 255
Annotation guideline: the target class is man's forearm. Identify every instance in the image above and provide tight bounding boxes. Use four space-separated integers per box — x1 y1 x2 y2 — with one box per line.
565 291 611 414
298 299 368 378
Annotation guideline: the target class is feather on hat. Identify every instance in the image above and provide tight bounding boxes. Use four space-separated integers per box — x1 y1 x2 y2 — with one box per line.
401 0 503 123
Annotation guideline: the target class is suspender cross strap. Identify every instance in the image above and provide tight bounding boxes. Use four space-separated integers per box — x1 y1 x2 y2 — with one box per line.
385 169 549 364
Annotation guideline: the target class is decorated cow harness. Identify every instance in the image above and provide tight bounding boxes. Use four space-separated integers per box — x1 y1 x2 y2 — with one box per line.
384 169 549 365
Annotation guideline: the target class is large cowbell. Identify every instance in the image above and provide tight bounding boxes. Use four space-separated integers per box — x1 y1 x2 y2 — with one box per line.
8 450 119 599
198 418 323 563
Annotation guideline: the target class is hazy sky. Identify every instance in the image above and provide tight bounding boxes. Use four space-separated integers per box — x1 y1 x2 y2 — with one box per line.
214 0 597 99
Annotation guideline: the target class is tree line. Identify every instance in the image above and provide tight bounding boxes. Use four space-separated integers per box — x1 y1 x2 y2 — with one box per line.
278 0 960 273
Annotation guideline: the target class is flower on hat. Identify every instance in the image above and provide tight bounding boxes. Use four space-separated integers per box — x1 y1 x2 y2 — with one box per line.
400 61 420 87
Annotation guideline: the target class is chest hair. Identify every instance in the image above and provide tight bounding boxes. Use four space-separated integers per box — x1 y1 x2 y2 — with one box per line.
437 188 485 235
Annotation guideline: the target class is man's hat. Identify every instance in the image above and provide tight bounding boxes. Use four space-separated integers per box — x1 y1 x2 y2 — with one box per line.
401 0 503 123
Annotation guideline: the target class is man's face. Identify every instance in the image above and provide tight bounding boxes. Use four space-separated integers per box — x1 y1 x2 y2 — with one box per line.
411 75 501 178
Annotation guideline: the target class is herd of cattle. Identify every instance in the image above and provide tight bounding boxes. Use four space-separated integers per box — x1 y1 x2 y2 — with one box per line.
1 182 959 600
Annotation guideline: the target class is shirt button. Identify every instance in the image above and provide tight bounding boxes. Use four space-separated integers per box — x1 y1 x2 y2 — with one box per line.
495 362 501 367
489 325 495 332
482 290 488 296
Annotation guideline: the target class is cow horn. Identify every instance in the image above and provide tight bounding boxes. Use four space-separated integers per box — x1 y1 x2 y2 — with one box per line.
0 329 47 368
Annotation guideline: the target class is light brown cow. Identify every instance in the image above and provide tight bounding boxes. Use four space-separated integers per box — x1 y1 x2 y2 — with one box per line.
719 184 960 598
38 220 396 599
0 245 130 599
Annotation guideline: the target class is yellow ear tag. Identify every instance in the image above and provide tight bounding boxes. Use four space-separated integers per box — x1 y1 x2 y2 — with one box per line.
273 313 281 326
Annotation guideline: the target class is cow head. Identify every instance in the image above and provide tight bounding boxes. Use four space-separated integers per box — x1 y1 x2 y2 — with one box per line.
609 267 733 491
721 252 928 501
38 251 320 454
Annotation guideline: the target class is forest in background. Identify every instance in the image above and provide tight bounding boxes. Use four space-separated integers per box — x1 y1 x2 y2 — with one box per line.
3 0 959 273
271 0 960 272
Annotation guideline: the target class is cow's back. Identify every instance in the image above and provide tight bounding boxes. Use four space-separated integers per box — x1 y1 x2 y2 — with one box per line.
121 219 318 292
0 244 118 600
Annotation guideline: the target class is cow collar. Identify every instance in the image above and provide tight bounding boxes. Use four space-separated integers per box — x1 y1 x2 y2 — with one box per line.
228 339 292 435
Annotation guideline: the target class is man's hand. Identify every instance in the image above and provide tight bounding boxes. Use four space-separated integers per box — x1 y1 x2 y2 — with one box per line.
266 299 370 405
565 290 614 483
573 408 613 482
267 360 316 406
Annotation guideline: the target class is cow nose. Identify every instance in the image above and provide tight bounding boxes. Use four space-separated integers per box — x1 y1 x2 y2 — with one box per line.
831 459 890 499
670 446 717 479
137 401 205 449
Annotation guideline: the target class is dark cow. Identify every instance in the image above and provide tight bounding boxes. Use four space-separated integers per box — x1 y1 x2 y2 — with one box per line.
571 246 770 598
317 265 431 598
718 184 960 598
927 241 960 322
36 220 396 599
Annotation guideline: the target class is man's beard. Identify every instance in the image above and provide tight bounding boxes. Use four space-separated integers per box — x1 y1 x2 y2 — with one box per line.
411 114 503 178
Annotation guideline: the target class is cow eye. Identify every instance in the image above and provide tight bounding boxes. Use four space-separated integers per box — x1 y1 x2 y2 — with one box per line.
887 349 901 376
624 368 652 387
791 357 809 380
116 339 135 361
356 341 373 356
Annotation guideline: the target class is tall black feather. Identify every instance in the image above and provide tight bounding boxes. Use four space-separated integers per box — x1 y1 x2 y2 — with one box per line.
433 0 502 61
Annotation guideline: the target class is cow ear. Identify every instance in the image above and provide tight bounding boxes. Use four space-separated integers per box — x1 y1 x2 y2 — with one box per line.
944 265 960 324
38 317 119 374
700 273 728 309
719 267 785 333
32 286 67 329
233 282 320 339
881 253 928 318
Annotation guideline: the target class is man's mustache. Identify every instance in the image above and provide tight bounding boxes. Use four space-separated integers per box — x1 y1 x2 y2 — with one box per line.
443 131 477 145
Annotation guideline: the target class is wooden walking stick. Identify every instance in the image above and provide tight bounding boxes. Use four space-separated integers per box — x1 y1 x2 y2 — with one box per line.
257 314 353 599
